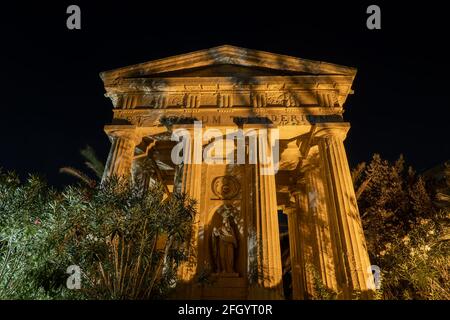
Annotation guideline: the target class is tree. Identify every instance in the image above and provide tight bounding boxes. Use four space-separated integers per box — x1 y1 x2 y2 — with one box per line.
352 154 450 299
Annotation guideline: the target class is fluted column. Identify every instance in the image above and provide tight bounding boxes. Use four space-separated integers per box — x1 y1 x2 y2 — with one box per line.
132 139 158 194
175 125 203 290
248 126 283 299
102 126 137 182
315 123 374 298
304 149 338 294
288 181 313 299
132 157 153 193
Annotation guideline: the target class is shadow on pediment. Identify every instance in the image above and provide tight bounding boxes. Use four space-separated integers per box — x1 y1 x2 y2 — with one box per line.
139 64 315 79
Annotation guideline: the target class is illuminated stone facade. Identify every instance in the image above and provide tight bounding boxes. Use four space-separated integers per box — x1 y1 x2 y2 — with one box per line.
100 45 375 299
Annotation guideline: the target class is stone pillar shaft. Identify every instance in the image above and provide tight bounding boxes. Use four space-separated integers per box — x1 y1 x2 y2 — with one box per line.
289 148 339 300
249 128 283 299
102 127 137 182
177 126 202 287
306 164 338 292
289 187 312 299
316 125 373 298
132 157 153 193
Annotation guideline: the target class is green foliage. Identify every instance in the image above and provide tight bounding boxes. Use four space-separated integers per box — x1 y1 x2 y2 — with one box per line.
0 170 196 300
309 264 339 300
0 170 57 299
353 154 450 300
49 178 196 299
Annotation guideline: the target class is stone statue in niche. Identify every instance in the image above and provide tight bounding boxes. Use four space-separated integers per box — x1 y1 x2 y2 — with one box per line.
211 209 238 274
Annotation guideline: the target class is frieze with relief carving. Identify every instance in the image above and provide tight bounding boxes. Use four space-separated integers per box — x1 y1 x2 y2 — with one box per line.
108 87 344 110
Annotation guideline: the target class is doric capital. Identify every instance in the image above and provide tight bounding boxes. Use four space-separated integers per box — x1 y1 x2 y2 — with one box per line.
313 122 350 141
104 125 137 141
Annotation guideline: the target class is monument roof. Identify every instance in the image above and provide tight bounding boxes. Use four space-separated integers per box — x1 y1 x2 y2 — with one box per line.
100 45 357 85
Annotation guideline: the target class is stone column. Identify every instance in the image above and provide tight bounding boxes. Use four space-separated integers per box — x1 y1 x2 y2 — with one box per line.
315 123 374 298
102 125 137 182
288 181 313 299
174 124 203 293
132 156 153 193
288 146 339 300
248 126 284 299
132 139 158 194
303 149 338 295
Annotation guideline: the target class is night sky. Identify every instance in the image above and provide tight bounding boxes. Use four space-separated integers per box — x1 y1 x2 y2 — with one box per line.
0 1 449 187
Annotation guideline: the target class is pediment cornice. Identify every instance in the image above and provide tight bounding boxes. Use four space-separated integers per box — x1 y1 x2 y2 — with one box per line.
100 45 357 86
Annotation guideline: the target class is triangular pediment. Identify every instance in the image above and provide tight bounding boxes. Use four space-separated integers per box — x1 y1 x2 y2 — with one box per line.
100 45 356 84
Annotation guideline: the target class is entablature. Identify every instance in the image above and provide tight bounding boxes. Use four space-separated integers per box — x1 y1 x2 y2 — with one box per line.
104 75 353 109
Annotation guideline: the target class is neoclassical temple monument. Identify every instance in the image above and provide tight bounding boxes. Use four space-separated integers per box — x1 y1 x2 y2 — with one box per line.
100 45 375 299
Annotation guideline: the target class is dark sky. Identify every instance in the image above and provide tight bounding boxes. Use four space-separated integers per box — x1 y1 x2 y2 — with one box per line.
0 1 449 187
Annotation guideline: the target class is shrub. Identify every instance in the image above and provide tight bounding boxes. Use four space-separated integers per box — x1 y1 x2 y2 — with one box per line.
0 171 196 299
47 178 196 299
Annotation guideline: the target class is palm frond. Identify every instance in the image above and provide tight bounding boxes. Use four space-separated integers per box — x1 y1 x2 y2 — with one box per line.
59 167 96 187
80 145 105 179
